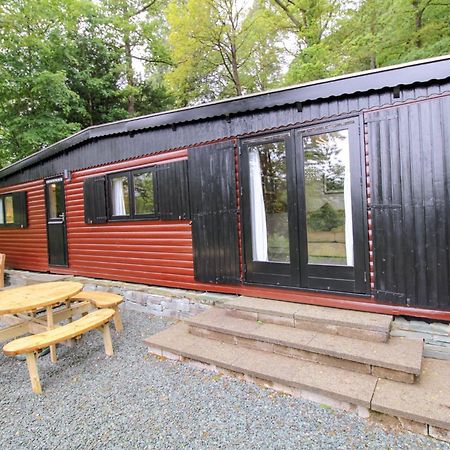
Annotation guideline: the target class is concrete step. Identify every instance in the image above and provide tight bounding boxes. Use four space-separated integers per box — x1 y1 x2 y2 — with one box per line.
145 322 377 411
221 297 393 343
186 309 423 383
144 323 450 440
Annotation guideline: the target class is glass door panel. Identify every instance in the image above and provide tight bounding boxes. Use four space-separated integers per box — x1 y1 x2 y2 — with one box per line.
296 118 368 293
303 129 353 266
249 141 290 263
242 133 299 287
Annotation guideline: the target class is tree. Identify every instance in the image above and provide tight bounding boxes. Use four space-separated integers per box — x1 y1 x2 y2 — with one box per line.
0 0 174 166
96 0 173 116
165 0 283 105
265 0 346 83
0 0 87 163
328 0 450 73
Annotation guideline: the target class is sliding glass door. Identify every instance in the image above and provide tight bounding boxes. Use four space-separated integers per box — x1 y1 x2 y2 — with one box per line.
241 118 368 294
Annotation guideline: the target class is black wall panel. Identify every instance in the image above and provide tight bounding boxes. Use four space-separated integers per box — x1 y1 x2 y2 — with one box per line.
188 141 240 284
367 96 450 309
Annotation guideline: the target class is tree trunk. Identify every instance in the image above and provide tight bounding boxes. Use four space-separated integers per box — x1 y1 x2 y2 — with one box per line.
230 41 242 96
124 35 135 116
411 0 423 48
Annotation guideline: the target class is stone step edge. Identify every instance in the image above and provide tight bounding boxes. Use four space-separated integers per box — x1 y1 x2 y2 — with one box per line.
219 300 392 333
185 312 421 377
186 326 417 383
144 322 377 408
144 328 449 443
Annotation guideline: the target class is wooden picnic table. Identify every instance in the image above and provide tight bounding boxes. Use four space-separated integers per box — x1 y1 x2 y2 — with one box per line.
0 281 85 362
0 281 83 315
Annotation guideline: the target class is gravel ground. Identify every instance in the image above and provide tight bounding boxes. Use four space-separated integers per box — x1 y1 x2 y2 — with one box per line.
0 309 449 450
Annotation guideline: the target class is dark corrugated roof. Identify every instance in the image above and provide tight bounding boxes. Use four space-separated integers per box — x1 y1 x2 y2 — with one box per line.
1 55 449 179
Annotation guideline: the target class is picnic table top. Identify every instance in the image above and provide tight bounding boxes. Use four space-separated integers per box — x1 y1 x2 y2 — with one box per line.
0 281 83 315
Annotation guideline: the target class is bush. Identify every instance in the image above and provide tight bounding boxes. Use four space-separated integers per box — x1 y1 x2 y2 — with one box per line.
308 203 343 232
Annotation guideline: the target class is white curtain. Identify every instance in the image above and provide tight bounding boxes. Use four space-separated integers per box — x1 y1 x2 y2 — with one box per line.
112 178 126 216
344 161 354 266
249 149 268 261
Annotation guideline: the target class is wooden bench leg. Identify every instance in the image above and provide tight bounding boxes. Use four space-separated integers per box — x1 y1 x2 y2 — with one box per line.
65 301 75 347
113 306 124 332
46 306 58 363
101 323 114 356
25 352 42 394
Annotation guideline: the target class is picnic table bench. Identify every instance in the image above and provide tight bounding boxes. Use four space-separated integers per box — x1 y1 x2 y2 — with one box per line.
3 309 115 394
0 282 124 394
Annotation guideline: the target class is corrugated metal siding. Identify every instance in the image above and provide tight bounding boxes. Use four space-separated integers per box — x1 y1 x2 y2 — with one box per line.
2 82 450 188
366 95 450 309
0 180 49 271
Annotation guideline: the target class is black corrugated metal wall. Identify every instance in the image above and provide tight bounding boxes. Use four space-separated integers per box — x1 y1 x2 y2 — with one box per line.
2 82 449 188
367 95 450 309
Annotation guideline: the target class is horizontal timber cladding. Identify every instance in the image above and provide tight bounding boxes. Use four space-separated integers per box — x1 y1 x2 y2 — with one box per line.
367 95 450 309
61 149 201 286
2 82 449 188
0 180 49 272
188 140 240 284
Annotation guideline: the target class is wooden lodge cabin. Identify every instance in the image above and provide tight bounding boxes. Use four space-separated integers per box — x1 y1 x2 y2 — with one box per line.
0 56 449 321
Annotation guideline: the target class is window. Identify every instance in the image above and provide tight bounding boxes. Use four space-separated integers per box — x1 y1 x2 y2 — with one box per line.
0 191 28 228
83 160 190 224
108 167 156 220
110 175 130 217
47 182 64 219
133 170 155 216
4 195 14 224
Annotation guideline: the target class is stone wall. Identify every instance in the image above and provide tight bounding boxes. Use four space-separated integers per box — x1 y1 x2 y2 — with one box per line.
5 269 236 319
392 317 450 360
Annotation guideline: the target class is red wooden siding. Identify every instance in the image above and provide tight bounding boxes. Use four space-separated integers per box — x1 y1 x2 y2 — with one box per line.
55 149 202 287
0 179 49 272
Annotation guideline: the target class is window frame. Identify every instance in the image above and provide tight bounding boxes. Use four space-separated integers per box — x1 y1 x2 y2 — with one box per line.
0 191 28 228
107 165 159 221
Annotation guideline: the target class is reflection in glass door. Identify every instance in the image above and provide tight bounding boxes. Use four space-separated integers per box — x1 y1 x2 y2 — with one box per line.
303 129 353 266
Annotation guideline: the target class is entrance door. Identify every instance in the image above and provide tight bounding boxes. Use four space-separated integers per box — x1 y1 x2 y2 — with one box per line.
241 117 368 294
45 177 68 267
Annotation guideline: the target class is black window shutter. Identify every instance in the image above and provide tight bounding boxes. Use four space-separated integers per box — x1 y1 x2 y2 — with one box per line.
156 160 190 220
12 191 27 228
188 141 240 284
84 176 107 224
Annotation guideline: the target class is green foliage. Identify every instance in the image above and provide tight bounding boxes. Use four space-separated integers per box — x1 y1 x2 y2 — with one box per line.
165 0 284 105
308 203 343 232
0 0 448 167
